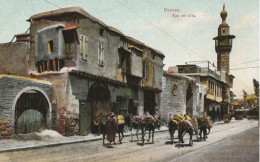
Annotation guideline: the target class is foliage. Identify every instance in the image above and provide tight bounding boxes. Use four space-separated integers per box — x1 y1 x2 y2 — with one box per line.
253 78 259 97
243 89 248 100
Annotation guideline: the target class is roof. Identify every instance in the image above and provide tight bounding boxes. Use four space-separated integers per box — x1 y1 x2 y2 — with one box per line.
164 72 196 82
0 74 51 85
245 94 258 101
28 7 107 26
126 36 165 58
28 7 164 58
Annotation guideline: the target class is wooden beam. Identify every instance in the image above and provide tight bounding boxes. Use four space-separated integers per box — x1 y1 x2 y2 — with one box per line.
47 60 50 71
42 62 45 72
53 59 56 71
58 59 60 71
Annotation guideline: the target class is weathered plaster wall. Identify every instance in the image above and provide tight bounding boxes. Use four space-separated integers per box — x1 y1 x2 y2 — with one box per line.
0 42 29 75
29 16 77 72
35 25 64 61
35 73 67 135
77 18 122 81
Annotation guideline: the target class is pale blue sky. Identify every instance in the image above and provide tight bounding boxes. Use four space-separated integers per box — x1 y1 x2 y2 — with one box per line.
0 0 259 99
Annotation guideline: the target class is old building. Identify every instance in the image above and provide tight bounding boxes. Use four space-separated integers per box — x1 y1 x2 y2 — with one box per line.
0 7 164 137
167 5 235 121
168 63 223 119
160 71 206 122
213 4 235 115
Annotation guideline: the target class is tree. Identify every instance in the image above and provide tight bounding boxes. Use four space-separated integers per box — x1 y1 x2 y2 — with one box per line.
243 89 248 100
253 78 259 97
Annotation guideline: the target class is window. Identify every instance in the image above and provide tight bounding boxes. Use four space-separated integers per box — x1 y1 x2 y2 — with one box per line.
123 41 128 48
80 35 88 60
229 39 232 45
153 65 156 82
215 40 218 46
100 28 105 36
143 60 147 78
48 40 54 54
98 42 105 66
223 30 225 33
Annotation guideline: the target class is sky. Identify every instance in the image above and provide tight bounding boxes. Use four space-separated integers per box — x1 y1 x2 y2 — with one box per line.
0 0 259 99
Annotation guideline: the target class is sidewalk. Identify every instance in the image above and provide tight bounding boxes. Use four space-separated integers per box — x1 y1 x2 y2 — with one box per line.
0 126 169 153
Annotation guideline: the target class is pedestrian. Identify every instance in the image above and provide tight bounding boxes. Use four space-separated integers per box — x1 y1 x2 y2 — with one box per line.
212 108 216 123
217 108 220 121
106 112 117 146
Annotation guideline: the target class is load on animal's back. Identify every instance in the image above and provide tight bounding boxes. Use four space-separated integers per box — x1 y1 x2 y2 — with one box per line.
116 114 125 144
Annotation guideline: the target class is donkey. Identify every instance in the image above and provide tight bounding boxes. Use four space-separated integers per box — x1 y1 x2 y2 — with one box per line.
123 115 143 142
177 118 194 147
168 119 179 143
197 116 213 141
140 115 161 145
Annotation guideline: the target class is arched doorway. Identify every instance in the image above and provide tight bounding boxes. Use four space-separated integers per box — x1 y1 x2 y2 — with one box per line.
80 83 110 135
186 83 193 116
14 89 50 134
144 90 156 115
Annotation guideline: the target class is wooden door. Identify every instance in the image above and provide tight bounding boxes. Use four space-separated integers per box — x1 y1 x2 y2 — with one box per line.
79 100 91 135
15 93 47 134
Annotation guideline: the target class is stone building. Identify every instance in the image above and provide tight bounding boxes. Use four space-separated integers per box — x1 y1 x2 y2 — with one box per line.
213 4 235 115
160 71 206 122
0 7 164 137
166 5 235 121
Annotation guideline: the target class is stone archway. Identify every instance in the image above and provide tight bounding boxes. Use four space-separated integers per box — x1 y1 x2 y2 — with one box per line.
79 83 111 135
12 87 51 134
186 83 193 116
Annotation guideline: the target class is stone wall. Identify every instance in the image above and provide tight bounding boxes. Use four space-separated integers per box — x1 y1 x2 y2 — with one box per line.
0 118 12 139
0 76 52 138
160 75 186 122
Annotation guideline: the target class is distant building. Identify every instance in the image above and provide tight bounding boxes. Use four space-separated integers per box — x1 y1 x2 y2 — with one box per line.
166 5 235 121
245 94 259 108
160 72 206 122
169 63 225 120
0 7 164 137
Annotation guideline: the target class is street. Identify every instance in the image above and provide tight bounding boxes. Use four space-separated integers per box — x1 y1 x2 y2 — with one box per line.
172 126 259 162
0 119 258 162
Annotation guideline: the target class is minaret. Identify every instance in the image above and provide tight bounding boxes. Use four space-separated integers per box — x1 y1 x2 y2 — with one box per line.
213 4 235 73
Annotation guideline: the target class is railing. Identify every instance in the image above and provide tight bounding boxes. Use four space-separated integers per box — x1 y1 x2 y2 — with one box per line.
201 67 221 80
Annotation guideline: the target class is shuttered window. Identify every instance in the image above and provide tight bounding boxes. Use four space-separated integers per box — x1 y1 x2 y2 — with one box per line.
98 42 105 66
80 35 88 60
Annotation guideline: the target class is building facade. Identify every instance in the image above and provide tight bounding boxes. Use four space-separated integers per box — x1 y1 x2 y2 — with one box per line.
0 7 164 137
167 5 235 121
160 72 206 123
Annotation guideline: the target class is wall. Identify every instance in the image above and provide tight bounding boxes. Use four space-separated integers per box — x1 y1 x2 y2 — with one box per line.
35 25 64 61
160 75 186 122
35 73 67 135
0 76 52 137
76 18 122 81
0 42 29 75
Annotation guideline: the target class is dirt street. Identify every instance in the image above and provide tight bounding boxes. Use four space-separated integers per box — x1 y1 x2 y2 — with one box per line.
0 119 258 162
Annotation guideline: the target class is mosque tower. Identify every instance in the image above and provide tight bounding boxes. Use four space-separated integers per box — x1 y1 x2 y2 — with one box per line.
213 4 235 73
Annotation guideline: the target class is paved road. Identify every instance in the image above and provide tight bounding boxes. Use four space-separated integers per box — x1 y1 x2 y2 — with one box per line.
172 127 259 162
0 120 258 162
